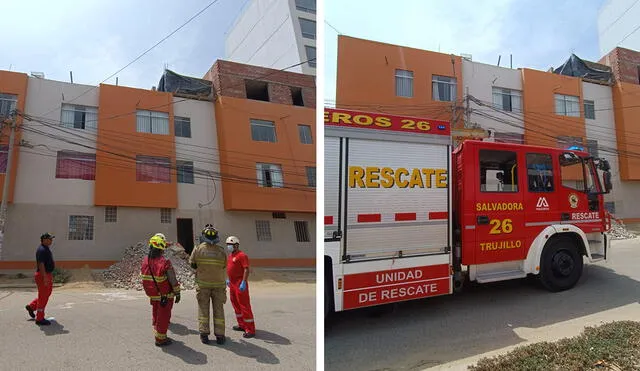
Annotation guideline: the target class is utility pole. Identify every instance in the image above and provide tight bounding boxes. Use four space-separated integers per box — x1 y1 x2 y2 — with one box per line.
0 109 17 259
465 87 471 129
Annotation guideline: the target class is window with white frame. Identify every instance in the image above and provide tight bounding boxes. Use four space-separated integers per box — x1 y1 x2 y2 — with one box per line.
55 151 96 180
255 220 272 241
298 124 313 144
251 119 277 142
136 110 169 134
299 18 316 39
160 208 172 224
306 166 316 187
256 163 284 188
61 104 98 130
395 69 414 98
432 75 457 102
295 0 316 14
174 116 191 138
177 160 194 184
305 46 316 67
68 215 94 240
0 93 17 119
554 94 580 117
105 206 117 223
584 99 595 119
136 155 171 183
294 221 310 242
492 87 522 112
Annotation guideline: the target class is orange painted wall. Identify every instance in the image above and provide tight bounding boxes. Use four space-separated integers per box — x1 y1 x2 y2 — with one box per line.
521 68 586 148
94 84 177 208
335 35 462 124
613 82 640 180
214 96 315 213
0 71 28 203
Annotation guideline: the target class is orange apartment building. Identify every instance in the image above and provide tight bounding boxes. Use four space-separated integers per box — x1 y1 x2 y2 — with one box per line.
333 35 640 220
0 60 315 270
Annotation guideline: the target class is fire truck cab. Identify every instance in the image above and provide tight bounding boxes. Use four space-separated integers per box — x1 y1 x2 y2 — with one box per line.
324 107 613 317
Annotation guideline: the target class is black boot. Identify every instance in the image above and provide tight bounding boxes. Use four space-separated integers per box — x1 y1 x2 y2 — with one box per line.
200 333 209 344
155 338 173 347
35 319 51 326
25 305 35 319
233 325 245 332
216 335 226 345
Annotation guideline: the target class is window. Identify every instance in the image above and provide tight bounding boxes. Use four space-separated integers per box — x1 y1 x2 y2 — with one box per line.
68 215 94 241
526 153 554 192
291 87 304 106
251 119 277 142
161 208 172 224
492 87 522 112
61 104 98 130
177 160 194 184
306 166 316 187
559 153 585 190
298 124 313 144
305 46 316 67
55 151 96 180
554 94 580 117
272 212 286 219
136 155 171 183
105 206 117 223
0 93 17 118
255 220 272 241
299 18 316 39
295 0 316 14
245 80 269 101
175 116 191 138
395 69 414 98
480 149 518 192
136 110 169 134
0 145 8 173
586 139 598 158
584 100 595 120
294 221 310 242
432 75 457 102
256 163 284 188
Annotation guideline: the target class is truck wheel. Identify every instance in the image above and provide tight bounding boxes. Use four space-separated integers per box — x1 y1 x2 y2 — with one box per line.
324 283 330 319
539 236 583 292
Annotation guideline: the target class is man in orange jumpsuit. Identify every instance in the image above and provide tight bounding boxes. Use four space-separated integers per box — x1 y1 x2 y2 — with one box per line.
226 236 255 338
140 234 181 346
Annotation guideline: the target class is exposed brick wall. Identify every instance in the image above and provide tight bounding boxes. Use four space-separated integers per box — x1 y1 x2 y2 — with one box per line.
268 83 293 105
599 47 640 85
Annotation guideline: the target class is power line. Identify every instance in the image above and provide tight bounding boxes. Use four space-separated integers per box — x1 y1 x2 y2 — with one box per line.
325 20 342 35
599 0 640 36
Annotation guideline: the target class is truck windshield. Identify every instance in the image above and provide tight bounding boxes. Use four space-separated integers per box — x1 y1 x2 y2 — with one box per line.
559 153 599 193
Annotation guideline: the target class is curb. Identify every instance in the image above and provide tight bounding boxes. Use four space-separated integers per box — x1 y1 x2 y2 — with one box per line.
0 283 64 289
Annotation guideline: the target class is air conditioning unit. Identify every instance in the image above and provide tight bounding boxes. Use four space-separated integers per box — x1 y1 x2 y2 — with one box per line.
30 72 45 79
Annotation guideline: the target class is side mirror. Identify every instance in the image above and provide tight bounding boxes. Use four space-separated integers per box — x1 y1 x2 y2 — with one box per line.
603 171 612 193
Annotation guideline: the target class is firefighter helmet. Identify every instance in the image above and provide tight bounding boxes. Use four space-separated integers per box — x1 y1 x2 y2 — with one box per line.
154 233 166 241
226 236 240 245
149 235 167 250
201 225 219 243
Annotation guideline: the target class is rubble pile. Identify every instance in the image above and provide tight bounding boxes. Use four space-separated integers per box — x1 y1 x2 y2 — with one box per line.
609 219 637 240
102 242 196 290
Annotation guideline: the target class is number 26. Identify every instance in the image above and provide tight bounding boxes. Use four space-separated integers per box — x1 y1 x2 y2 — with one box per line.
400 119 431 131
489 218 513 234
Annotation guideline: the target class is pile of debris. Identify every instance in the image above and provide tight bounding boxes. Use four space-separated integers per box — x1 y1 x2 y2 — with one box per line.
102 241 196 290
609 218 637 240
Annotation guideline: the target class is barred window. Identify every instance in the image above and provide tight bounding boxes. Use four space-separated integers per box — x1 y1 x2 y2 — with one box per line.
161 208 172 224
105 206 117 223
68 215 94 241
294 221 310 242
255 220 272 241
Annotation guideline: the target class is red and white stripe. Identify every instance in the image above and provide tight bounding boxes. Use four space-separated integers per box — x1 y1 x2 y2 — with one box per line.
324 212 448 225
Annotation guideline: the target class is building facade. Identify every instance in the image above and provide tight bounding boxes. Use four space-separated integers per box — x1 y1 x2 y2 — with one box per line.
598 0 640 57
0 60 315 270
224 0 316 75
334 35 640 220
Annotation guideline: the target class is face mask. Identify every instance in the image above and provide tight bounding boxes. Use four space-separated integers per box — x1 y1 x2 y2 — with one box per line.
227 245 234 252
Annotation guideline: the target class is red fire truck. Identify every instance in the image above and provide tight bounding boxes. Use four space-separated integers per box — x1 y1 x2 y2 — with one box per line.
324 107 613 317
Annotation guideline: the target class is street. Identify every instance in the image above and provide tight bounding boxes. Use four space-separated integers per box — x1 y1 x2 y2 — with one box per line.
325 239 640 371
0 280 315 371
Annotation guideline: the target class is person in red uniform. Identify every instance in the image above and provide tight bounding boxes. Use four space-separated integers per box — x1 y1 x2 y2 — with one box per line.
140 234 181 346
25 233 56 325
225 236 255 338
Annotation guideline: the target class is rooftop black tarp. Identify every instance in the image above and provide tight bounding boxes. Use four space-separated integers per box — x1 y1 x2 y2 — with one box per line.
554 54 612 84
157 69 213 98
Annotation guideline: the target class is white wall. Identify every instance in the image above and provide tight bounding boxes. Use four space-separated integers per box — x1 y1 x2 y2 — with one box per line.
15 77 99 205
289 0 316 75
224 0 302 73
598 0 640 56
463 59 524 137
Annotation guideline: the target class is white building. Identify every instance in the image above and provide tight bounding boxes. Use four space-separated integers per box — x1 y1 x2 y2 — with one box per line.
224 0 316 75
598 0 640 56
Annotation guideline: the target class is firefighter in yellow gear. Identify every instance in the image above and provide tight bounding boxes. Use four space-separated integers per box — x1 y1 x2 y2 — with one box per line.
189 225 228 345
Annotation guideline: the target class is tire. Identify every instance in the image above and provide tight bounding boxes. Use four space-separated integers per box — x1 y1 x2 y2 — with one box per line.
324 282 330 319
539 235 583 292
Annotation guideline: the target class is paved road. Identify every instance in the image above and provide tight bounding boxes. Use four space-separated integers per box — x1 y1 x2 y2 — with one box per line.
325 239 640 371
0 282 315 371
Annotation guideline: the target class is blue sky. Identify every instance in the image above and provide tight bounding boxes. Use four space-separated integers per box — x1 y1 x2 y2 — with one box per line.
324 0 607 103
1 0 248 89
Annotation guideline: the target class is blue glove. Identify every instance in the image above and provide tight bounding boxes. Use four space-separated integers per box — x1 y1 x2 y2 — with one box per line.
239 280 247 292
225 279 230 287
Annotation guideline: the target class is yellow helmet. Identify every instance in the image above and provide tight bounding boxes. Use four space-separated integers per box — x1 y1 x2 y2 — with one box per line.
149 235 167 250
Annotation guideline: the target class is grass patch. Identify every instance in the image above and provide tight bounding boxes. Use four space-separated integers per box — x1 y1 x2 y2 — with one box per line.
52 268 71 284
469 321 640 371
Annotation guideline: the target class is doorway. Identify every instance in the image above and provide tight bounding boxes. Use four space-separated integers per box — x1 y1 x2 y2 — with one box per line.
177 218 194 254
